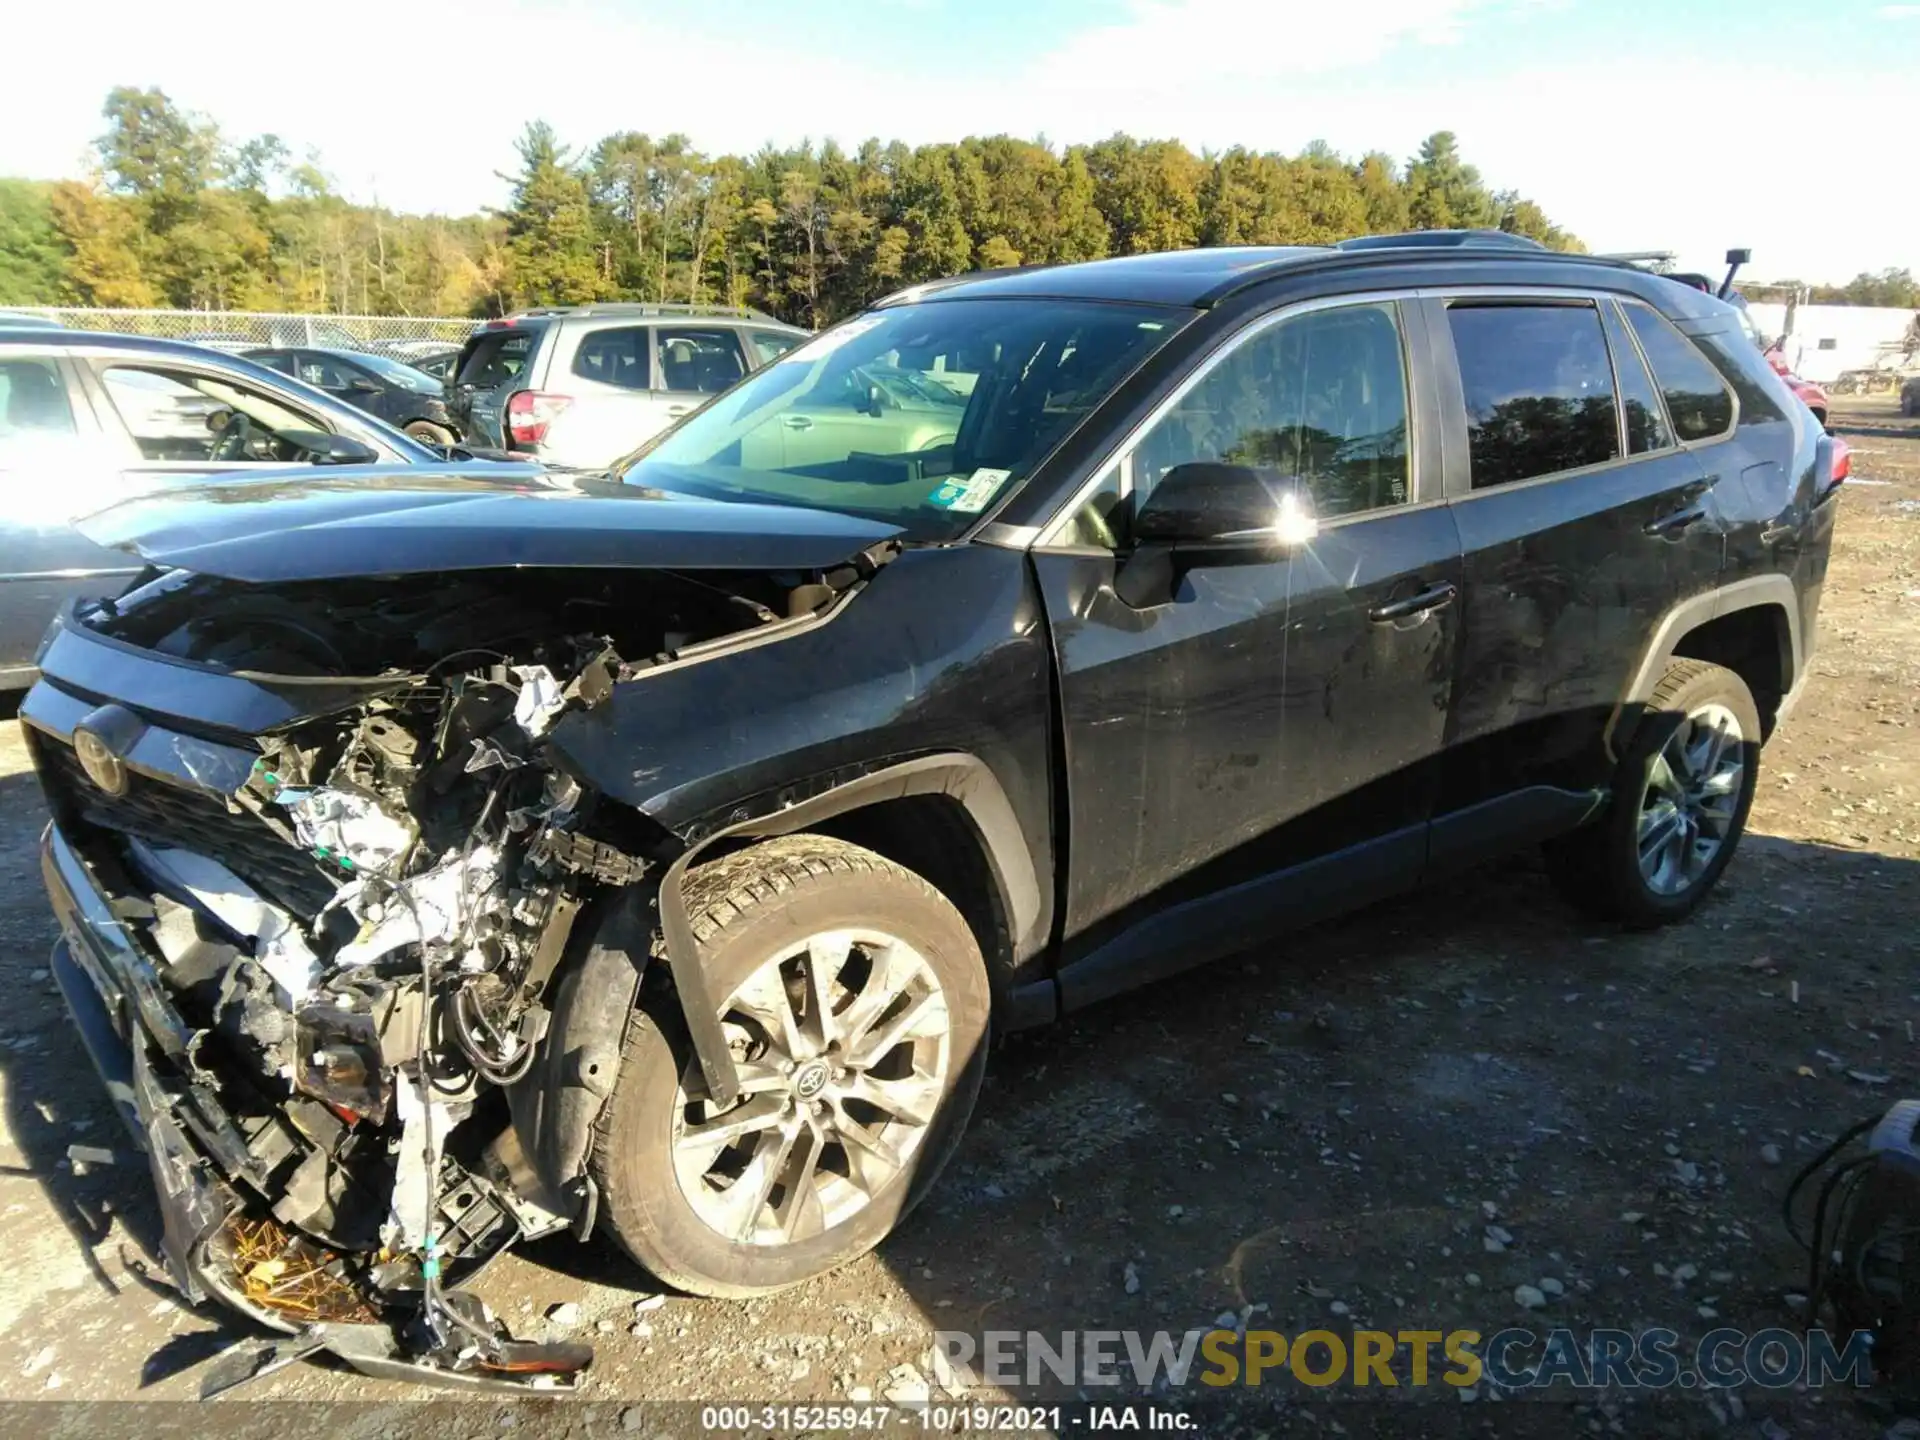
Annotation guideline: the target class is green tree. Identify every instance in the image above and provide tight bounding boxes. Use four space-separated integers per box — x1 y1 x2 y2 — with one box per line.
0 180 66 304
1406 131 1499 231
1353 152 1410 234
501 122 602 306
1084 136 1205 254
96 86 221 229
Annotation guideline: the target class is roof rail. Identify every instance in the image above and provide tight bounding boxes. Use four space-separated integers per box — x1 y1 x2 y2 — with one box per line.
510 301 786 323
1336 229 1547 253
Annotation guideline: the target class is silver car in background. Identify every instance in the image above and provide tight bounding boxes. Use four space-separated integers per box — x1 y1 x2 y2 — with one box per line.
448 303 808 470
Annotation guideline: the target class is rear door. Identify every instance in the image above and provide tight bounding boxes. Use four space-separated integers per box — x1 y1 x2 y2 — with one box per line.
1033 296 1463 1001
1426 291 1727 851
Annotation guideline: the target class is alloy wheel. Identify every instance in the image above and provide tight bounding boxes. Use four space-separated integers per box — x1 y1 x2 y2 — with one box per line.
1636 701 1745 896
671 930 952 1246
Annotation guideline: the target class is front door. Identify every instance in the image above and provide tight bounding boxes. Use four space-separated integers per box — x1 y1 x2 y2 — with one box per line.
1425 293 1729 849
1031 298 1463 1004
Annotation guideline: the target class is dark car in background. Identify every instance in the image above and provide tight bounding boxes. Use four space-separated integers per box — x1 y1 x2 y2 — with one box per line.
245 345 463 444
18 234 1838 1390
0 329 532 683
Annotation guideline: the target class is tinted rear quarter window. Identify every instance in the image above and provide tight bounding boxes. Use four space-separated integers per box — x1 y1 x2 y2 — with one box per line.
1447 302 1620 488
1693 329 1788 426
1623 304 1736 440
1599 303 1672 454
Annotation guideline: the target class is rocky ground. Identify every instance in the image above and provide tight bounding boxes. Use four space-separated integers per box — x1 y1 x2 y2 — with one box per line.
0 399 1916 1438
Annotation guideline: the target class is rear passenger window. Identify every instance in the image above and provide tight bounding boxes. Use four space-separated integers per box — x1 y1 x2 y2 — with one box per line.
1447 303 1620 488
571 327 651 390
1601 303 1672 454
0 356 78 450
1622 304 1736 441
657 328 747 394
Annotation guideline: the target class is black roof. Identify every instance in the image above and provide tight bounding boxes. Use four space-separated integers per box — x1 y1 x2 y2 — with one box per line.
883 231 1714 313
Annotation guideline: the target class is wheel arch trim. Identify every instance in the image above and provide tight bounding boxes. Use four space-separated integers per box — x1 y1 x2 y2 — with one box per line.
660 753 1045 1106
1606 575 1801 759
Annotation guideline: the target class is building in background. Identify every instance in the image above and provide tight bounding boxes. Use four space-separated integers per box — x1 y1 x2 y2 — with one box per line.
1745 302 1918 384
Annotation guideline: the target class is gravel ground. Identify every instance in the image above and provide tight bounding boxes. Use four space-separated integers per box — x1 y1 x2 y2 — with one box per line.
0 399 1916 1437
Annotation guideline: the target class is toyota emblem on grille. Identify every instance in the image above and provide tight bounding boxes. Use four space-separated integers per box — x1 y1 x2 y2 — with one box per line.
73 728 128 796
71 704 146 798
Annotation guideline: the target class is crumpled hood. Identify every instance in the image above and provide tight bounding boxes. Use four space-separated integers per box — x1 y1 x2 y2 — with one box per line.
77 466 905 582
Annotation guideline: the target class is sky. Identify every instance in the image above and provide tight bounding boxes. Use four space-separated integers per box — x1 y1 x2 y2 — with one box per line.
3 0 1915 284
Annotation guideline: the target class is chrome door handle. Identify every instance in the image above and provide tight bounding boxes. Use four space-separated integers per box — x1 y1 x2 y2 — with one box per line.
782 415 814 430
1369 582 1457 623
1644 505 1706 537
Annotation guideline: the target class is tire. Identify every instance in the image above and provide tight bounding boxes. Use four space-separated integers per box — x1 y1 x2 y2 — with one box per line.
1546 659 1761 928
591 835 990 1297
404 419 456 445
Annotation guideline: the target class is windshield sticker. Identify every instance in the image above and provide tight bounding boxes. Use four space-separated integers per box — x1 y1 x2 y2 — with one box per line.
928 468 1012 513
777 314 886 363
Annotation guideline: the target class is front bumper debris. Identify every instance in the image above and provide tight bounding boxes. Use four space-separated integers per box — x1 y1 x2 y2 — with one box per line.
41 820 592 1395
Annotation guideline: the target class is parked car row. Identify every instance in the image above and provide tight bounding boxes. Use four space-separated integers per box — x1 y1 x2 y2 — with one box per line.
0 328 536 682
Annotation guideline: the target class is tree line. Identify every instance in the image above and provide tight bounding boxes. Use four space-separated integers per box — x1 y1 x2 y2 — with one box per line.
0 87 1900 326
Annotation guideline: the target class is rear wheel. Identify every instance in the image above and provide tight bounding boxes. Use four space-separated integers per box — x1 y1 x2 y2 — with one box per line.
591 836 989 1297
1547 659 1761 928
404 419 456 446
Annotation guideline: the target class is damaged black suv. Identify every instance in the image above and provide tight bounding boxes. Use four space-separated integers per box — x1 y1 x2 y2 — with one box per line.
26 233 1839 1386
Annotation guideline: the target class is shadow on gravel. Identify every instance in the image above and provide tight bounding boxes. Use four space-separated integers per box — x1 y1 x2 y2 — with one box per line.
1835 423 1920 444
862 833 1919 1434
0 767 187 1332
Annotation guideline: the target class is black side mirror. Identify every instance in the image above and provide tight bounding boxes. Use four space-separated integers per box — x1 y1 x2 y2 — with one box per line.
280 429 379 465
865 383 887 418
1133 462 1318 547
1116 463 1318 609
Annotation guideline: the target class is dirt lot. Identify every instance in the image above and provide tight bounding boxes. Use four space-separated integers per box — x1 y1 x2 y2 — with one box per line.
1 399 1917 1437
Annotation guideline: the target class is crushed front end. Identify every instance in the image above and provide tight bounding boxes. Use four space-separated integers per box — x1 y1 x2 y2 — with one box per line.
23 561 824 1392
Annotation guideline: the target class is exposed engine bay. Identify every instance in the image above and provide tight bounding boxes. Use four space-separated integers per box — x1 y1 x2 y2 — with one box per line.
48 559 875 1393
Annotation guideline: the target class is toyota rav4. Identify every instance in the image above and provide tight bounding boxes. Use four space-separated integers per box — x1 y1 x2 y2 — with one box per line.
24 232 1840 1387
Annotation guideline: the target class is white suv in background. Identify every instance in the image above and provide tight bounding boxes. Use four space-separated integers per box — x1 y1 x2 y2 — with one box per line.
447 304 808 469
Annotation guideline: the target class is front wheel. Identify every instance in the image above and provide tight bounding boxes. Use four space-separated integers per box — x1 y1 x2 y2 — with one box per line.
591 836 990 1297
1547 659 1761 928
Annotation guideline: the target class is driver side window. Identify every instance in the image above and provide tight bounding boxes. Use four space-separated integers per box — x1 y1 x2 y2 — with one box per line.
1133 302 1411 519
99 364 330 464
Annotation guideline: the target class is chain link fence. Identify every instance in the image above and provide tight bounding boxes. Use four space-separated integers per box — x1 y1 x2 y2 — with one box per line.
2 307 481 353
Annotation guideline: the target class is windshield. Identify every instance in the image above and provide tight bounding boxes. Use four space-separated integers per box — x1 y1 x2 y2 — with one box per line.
352 351 443 393
621 297 1189 541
